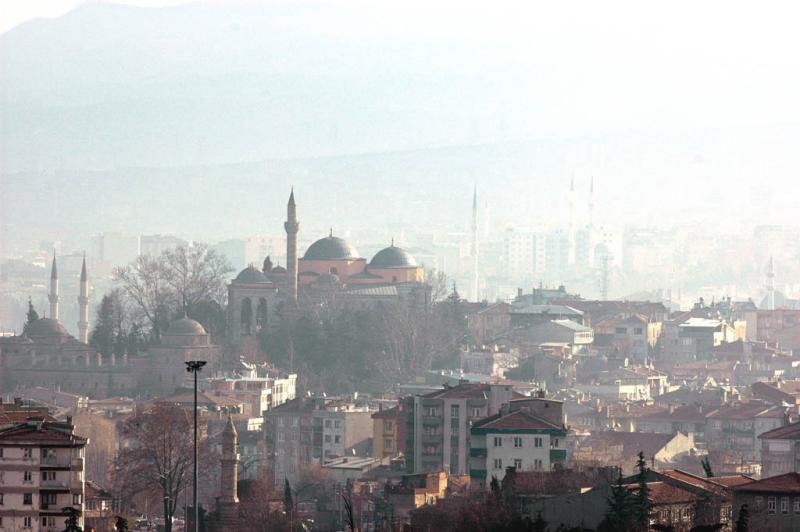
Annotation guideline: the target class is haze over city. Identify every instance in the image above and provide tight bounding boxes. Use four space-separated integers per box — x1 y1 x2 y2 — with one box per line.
2 2 800 532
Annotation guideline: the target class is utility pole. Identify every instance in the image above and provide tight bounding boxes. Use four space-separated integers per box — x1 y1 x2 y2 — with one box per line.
185 360 207 532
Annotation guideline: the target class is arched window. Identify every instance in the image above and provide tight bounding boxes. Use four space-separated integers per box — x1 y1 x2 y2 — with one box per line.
241 297 253 335
257 298 268 331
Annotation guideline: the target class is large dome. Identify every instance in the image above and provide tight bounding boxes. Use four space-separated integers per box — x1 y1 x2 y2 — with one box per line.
166 317 207 336
234 265 268 284
303 236 359 261
369 245 417 268
25 318 69 339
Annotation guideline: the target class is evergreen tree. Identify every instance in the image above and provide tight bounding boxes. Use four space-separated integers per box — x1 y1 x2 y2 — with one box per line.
635 451 653 529
284 477 294 514
90 294 116 357
734 504 749 532
533 511 548 532
62 507 83 532
114 516 129 532
23 297 39 333
597 472 636 532
701 456 714 478
490 475 501 499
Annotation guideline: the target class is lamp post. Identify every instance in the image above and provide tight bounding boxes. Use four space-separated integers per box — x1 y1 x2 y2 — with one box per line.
185 360 206 532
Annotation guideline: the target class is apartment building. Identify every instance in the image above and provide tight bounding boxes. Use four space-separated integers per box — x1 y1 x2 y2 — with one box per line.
403 382 515 475
0 419 87 531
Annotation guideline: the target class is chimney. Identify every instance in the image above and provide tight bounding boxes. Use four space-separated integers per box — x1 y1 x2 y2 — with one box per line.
668 404 675 414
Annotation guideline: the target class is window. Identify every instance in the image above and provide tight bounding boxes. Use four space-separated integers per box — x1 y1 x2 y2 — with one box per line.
493 436 502 447
513 437 523 448
551 438 560 448
513 459 522 469
334 435 341 444
0 493 3 504
42 493 57 505
682 508 691 522
324 419 332 428
472 408 481 417
768 497 776 514
782 497 789 514
615 327 626 334
324 435 331 443
755 497 763 511
385 421 393 431
426 407 437 417
451 405 459 418
23 517 32 528
23 493 32 505
384 438 393 451
277 418 284 427
534 437 543 448
634 327 644 335
23 471 32 483
493 458 502 470
73 493 82 505
42 471 56 481
23 448 32 459
0 448 3 457
794 498 800 514
534 459 543 470
277 431 285 442
334 420 341 429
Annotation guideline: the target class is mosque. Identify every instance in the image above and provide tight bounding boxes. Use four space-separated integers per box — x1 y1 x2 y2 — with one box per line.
226 190 429 345
0 255 220 398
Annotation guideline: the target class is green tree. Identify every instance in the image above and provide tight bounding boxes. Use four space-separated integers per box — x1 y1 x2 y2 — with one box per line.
62 507 83 532
533 511 548 532
114 516 129 532
23 297 39 333
597 472 636 532
701 456 714 478
90 294 116 356
635 451 653 528
735 504 749 532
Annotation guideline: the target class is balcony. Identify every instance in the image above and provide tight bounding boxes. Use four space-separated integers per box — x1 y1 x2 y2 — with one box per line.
41 456 72 467
41 479 70 489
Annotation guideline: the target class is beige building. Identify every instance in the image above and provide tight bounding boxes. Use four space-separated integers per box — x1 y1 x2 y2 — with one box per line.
0 419 87 531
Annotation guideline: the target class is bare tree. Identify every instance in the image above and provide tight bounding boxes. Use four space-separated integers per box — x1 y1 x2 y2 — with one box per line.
161 244 232 314
116 404 194 532
113 254 173 342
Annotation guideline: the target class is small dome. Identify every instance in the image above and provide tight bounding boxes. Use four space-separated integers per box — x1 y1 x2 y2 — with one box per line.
303 236 359 261
271 265 287 274
369 245 417 268
234 265 268 284
25 318 69 339
166 317 207 336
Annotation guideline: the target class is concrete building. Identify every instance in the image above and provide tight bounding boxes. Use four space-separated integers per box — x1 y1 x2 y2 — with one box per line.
733 473 800 531
0 419 87 531
759 422 800 478
403 382 515 475
469 398 568 487
372 405 405 459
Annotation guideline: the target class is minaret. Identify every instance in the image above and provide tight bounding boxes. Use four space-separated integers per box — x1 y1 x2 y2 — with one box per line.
217 415 240 530
48 251 59 321
766 256 776 310
78 254 89 343
284 188 300 302
588 176 595 229
568 175 576 266
471 185 479 301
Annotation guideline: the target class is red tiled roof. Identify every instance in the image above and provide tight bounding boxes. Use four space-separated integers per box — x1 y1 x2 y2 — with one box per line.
638 405 706 423
706 404 777 420
759 421 800 441
0 411 57 425
661 469 752 492
0 422 86 444
578 431 678 460
712 475 756 488
422 383 506 400
473 410 560 431
734 473 800 494
633 481 704 504
605 403 666 419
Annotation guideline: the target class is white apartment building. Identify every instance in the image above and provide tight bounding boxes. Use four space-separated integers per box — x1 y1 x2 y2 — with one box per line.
0 419 87 532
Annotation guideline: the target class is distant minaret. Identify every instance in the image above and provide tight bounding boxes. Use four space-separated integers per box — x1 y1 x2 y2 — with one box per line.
284 189 300 302
48 251 59 321
217 415 240 531
568 175 576 266
471 186 479 301
588 176 595 228
766 256 776 310
78 254 89 343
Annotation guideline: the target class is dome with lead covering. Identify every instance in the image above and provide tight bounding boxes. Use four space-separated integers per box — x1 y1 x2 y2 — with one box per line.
166 317 207 336
25 318 69 339
303 236 359 261
369 245 417 268
234 265 268 284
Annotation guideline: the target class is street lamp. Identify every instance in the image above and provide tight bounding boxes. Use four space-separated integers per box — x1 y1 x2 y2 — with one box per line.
185 360 206 532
